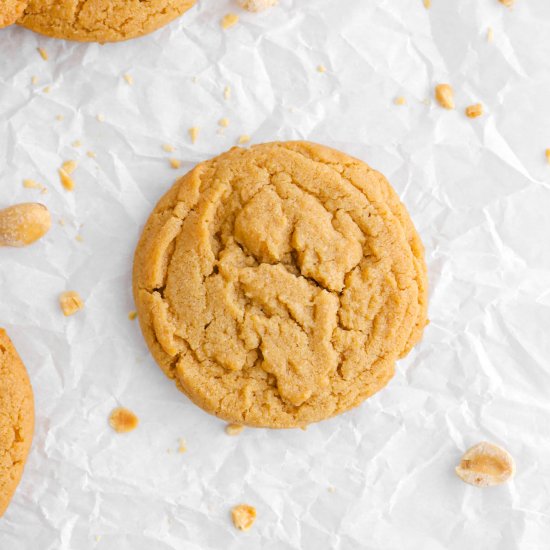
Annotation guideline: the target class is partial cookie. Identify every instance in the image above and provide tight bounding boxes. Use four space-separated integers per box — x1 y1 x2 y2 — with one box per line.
18 0 196 43
133 141 428 428
0 0 28 29
0 329 34 516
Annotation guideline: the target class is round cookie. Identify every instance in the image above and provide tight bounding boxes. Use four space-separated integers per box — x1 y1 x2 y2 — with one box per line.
17 0 196 43
0 0 28 28
0 329 34 516
133 141 428 429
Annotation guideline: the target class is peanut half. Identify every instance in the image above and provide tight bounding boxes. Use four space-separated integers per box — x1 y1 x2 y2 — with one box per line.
455 442 515 487
0 203 51 247
435 83 455 110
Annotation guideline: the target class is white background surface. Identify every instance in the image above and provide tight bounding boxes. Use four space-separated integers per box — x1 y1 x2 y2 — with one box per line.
1 0 550 548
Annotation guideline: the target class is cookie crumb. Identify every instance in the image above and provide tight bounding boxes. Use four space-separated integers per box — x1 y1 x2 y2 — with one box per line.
178 438 187 453
62 160 78 175
169 158 181 169
59 169 75 191
23 179 43 190
317 64 327 73
394 96 407 106
455 442 515 487
545 149 550 164
225 423 244 436
95 535 101 542
42 86 51 94
231 504 256 531
327 485 336 493
189 127 200 144
224 85 232 100
31 76 39 85
423 0 431 8
435 83 455 109
109 407 139 433
128 310 138 320
55 114 64 121
221 13 239 29
86 151 96 158
60 291 84 316
72 140 82 148
192 76 199 84
499 0 514 6
37 47 48 61
162 143 175 152
238 0 278 11
219 117 230 128
487 27 494 42
96 113 105 122
75 234 83 242
238 134 251 145
123 73 134 85
59 218 66 226
465 103 483 118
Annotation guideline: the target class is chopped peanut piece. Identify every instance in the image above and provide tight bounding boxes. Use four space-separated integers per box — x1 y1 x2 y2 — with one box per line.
238 0 278 12
72 140 82 148
75 234 83 242
109 407 139 433
178 438 187 453
162 143 175 152
62 160 78 175
221 13 239 29
465 103 483 118
219 117 230 127
96 113 105 122
238 134 251 144
189 127 200 144
224 85 231 100
87 151 96 158
55 114 64 121
37 47 48 61
59 291 84 316
22 179 43 190
231 504 257 531
42 86 51 94
128 310 138 320
59 168 75 191
545 149 550 164
499 0 514 6
31 76 39 85
225 423 245 436
394 96 407 106
423 0 431 8
435 83 455 110
123 73 134 85
169 158 181 169
487 27 494 42
317 65 327 73
0 203 51 247
456 442 515 487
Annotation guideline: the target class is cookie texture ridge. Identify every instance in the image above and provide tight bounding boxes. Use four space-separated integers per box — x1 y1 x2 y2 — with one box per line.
133 142 428 428
18 0 196 43
0 329 34 516
0 0 28 28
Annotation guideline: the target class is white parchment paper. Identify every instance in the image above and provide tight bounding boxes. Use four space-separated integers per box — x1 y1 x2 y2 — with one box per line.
1 0 550 548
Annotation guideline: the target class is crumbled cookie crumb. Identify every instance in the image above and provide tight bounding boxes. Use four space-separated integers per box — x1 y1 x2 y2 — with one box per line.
545 149 550 164
435 83 455 109
225 423 244 436
59 169 75 191
224 85 232 100
499 0 514 6
72 140 82 148
62 160 78 175
189 127 200 144
487 27 494 42
109 407 139 433
317 64 327 73
455 442 515 487
96 113 105 122
37 47 48 61
128 310 138 320
238 134 251 144
238 0 278 12
123 73 134 85
423 0 431 8
169 158 181 169
86 151 96 158
178 438 187 453
42 86 51 94
55 114 64 121
75 234 83 242
221 13 239 29
231 504 257 531
394 96 407 106
31 76 39 85
327 485 336 493
162 143 175 153
22 179 43 190
465 103 483 118
219 118 230 128
60 291 84 316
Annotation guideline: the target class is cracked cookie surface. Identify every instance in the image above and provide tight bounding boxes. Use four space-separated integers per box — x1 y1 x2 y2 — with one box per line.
18 0 196 43
0 0 28 28
133 142 428 428
0 329 34 516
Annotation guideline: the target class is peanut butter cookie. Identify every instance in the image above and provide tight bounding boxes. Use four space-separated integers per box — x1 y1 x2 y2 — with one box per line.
0 329 34 516
133 142 428 428
0 0 28 28
18 0 196 43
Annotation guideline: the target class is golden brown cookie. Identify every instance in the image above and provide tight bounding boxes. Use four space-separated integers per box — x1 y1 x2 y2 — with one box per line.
18 0 196 43
133 142 428 428
0 0 28 28
0 329 34 516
